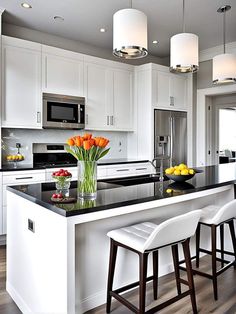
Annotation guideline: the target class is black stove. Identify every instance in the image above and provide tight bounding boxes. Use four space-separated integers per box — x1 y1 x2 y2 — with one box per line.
33 143 77 168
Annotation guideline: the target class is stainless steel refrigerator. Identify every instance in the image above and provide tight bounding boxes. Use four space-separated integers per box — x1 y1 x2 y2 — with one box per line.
154 109 187 170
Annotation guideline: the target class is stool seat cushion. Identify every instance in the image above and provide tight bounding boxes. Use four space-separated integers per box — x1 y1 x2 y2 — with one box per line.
199 199 236 225
200 205 221 224
107 222 157 253
107 211 202 253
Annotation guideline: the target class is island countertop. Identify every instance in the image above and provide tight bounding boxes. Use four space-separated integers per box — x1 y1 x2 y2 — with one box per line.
6 163 236 218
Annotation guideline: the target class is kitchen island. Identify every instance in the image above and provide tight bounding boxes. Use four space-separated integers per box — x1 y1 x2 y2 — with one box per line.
6 163 236 314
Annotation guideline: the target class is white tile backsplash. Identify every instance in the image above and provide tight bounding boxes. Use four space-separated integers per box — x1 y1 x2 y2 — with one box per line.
1 129 127 165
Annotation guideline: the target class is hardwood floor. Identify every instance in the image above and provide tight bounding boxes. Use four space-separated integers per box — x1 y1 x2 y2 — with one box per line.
0 245 236 313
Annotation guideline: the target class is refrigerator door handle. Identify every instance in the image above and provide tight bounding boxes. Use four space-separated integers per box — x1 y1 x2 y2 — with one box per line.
170 116 174 167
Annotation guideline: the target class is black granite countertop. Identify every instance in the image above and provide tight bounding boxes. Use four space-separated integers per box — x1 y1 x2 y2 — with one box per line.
1 159 149 172
7 163 236 217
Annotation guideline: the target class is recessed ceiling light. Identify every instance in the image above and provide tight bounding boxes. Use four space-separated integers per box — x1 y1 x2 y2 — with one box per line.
152 40 158 44
53 16 65 22
100 28 106 33
21 2 32 9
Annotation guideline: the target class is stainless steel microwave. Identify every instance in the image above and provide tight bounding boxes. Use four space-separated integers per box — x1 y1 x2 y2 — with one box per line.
43 93 85 129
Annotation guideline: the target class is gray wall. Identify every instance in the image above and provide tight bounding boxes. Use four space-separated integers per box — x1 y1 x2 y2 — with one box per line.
197 60 213 89
2 23 169 66
2 129 127 165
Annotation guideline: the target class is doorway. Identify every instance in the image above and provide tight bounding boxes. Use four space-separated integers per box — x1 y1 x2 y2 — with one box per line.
206 94 236 165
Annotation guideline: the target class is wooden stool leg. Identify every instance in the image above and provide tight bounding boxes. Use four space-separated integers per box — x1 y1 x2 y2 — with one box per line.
228 220 236 269
182 238 197 314
139 252 148 314
152 251 158 300
196 224 201 268
220 224 224 268
211 225 218 301
106 239 118 313
172 244 181 295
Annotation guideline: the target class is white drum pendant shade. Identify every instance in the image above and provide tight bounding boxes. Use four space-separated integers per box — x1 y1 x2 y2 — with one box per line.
113 8 148 59
170 33 199 73
213 53 236 84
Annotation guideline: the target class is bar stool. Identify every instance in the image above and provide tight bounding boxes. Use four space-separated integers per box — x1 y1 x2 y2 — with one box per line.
179 199 236 301
106 210 202 314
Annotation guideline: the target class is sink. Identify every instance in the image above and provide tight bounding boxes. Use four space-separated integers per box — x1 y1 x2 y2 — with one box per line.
100 174 167 187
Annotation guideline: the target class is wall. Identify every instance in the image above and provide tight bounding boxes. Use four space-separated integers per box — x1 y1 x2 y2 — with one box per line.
197 60 212 89
1 129 127 165
2 23 169 66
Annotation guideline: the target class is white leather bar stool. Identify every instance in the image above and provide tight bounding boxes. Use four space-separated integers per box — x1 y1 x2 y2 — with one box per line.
106 210 202 314
179 199 236 301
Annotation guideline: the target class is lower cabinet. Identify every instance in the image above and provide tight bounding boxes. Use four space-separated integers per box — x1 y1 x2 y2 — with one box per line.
2 170 46 235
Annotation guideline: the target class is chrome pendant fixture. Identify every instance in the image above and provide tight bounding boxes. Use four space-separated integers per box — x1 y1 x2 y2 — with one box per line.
113 0 148 59
213 5 236 85
170 0 199 73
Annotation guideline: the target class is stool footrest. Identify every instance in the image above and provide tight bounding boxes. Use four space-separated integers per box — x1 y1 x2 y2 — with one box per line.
145 290 191 314
113 275 155 295
110 291 138 313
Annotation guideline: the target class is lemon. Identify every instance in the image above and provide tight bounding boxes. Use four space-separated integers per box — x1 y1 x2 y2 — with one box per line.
174 169 181 175
181 169 189 175
189 169 195 175
165 167 174 174
166 189 173 194
179 163 187 170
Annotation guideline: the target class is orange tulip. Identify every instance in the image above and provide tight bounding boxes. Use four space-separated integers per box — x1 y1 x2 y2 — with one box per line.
98 138 109 148
89 138 95 146
67 138 75 146
83 133 92 140
74 136 83 147
94 137 101 146
83 140 92 150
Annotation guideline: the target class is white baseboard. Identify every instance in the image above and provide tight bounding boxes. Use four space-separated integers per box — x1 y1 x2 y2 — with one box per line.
80 263 174 313
7 281 32 314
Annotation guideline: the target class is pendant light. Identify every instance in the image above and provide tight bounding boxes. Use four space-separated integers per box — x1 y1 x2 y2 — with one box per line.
170 0 199 73
113 0 148 59
213 5 236 85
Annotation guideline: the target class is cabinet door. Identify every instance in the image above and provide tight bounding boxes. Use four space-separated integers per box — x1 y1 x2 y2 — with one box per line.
156 72 171 109
84 63 108 129
2 40 42 129
171 75 187 110
42 52 83 96
113 69 133 131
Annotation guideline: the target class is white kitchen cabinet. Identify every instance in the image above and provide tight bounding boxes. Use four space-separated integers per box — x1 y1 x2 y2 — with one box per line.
112 69 133 130
2 170 46 234
84 56 133 131
84 62 108 129
1 36 42 129
42 45 84 96
156 71 187 111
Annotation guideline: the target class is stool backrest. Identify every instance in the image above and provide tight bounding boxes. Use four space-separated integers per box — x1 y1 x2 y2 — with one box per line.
143 210 202 251
211 199 236 225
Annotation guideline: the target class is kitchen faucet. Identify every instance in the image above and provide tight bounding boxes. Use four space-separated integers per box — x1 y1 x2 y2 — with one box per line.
150 155 171 181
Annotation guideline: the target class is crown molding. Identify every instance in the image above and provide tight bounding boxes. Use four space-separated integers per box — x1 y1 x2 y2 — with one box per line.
200 41 236 62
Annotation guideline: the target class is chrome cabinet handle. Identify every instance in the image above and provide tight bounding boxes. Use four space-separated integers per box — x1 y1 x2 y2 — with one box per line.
86 114 88 124
116 169 129 172
170 96 174 106
107 116 110 125
136 168 148 171
110 115 114 125
16 177 33 180
37 112 41 123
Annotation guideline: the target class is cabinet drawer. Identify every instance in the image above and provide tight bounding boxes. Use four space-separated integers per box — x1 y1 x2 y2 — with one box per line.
106 167 134 178
3 171 45 185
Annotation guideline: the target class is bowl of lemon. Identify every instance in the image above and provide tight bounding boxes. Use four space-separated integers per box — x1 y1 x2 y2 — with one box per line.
165 163 196 182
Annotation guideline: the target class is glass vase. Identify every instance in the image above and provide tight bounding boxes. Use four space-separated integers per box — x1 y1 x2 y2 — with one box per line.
78 161 97 200
53 176 71 197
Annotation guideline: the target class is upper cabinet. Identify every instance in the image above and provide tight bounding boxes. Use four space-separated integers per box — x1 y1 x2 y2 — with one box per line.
84 56 133 131
155 71 187 111
42 46 84 96
1 36 42 129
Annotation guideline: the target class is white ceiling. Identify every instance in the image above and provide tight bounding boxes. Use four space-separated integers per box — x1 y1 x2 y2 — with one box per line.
0 0 236 58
